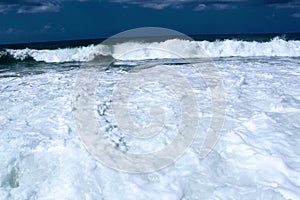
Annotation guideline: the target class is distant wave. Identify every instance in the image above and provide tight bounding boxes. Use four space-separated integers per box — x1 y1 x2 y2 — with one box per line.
1 37 300 63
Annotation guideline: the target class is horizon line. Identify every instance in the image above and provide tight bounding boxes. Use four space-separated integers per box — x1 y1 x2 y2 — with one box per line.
1 31 300 47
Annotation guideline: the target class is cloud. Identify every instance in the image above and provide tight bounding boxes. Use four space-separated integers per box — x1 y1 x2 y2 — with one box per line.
109 0 197 10
194 3 206 11
268 0 300 9
292 13 300 17
109 0 247 10
6 28 16 34
17 2 61 13
212 3 236 10
0 0 95 14
1 0 300 14
41 25 52 32
0 0 62 13
193 2 236 11
0 0 97 14
0 4 16 13
0 27 21 35
109 0 300 10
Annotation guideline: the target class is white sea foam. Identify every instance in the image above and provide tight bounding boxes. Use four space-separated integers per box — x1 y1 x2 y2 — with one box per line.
6 45 111 63
1 56 300 199
4 38 300 63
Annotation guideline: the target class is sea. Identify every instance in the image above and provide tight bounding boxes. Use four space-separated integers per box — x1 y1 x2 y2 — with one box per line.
1 32 300 199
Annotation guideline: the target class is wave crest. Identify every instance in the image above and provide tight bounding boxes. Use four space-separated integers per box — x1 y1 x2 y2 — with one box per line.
1 38 300 63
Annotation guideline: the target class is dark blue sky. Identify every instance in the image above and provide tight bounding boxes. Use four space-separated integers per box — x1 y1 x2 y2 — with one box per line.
0 0 300 44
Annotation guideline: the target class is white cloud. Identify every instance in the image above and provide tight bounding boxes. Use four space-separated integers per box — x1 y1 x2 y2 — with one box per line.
42 25 52 32
109 0 195 10
17 3 60 14
0 0 84 14
6 28 16 34
194 4 206 11
292 13 300 18
0 28 21 35
0 4 16 13
212 3 236 10
109 0 246 10
270 1 300 9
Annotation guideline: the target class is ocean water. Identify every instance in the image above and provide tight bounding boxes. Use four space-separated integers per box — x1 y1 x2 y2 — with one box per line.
1 33 300 199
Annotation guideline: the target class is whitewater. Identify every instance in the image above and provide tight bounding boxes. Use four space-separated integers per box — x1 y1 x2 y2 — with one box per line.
0 35 300 199
1 37 300 63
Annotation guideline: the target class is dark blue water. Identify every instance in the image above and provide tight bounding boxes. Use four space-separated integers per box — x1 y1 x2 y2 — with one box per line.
1 33 299 50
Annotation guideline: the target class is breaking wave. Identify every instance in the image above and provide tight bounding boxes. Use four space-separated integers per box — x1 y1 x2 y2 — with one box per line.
1 37 300 63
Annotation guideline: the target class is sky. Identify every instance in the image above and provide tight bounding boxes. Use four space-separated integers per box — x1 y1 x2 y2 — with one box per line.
0 0 300 44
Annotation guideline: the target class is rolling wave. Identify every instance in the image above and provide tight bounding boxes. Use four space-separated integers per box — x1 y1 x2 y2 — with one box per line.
1 37 300 63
